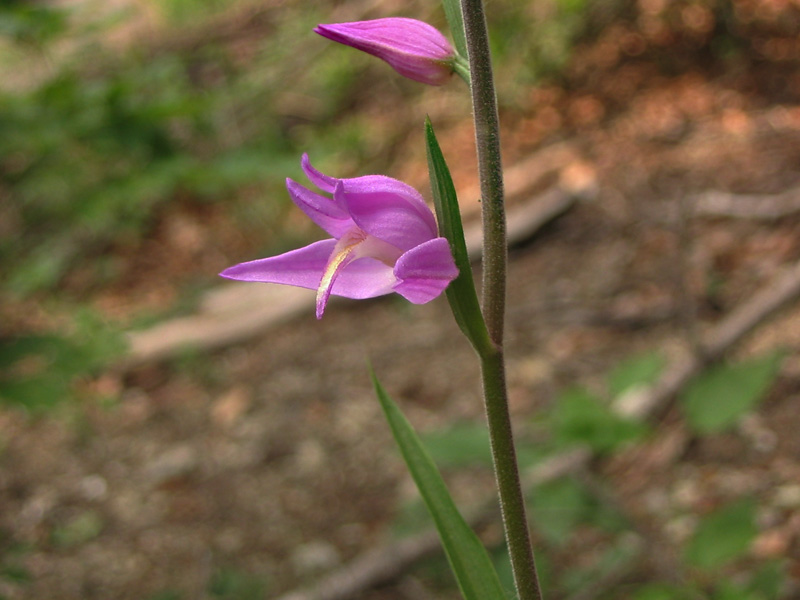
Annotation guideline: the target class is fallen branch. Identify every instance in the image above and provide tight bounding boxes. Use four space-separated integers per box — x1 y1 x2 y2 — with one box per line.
694 184 800 221
274 258 800 600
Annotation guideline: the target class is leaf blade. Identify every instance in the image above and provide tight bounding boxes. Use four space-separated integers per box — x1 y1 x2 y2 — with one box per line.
685 498 757 570
371 370 508 600
681 352 782 434
441 0 468 60
425 117 492 357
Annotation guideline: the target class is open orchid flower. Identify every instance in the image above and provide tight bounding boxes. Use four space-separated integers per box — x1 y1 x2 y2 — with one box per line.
220 155 458 319
314 18 455 86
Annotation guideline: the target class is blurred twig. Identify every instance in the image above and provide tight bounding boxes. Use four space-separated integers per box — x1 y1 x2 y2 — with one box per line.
693 184 800 221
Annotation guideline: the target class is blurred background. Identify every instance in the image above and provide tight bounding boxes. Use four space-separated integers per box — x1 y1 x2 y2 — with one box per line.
1 0 800 598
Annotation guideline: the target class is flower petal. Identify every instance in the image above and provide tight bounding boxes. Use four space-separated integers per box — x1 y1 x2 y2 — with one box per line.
392 237 458 304
337 177 438 250
301 153 339 195
286 178 353 238
332 257 397 299
219 239 335 289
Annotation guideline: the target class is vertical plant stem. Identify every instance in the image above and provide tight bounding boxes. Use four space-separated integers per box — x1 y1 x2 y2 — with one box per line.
480 349 543 600
461 0 506 345
460 0 543 598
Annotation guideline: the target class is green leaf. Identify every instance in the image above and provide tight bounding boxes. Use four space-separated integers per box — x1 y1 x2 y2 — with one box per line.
607 352 665 398
746 561 784 600
681 352 782 434
529 477 588 545
208 567 268 600
0 564 31 584
425 118 492 357
552 387 647 453
441 0 468 60
0 309 127 410
685 498 757 570
371 370 507 600
714 582 760 600
51 510 104 548
560 534 641 595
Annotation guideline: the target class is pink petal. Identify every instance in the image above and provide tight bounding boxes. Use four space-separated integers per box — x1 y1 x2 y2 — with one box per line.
301 153 339 194
337 178 438 250
286 178 353 238
392 237 458 304
332 257 397 299
219 239 335 289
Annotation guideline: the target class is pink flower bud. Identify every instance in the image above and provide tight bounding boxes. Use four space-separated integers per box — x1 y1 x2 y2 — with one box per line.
314 18 455 86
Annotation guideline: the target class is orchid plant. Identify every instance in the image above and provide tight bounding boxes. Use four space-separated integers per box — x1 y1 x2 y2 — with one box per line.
222 1 543 598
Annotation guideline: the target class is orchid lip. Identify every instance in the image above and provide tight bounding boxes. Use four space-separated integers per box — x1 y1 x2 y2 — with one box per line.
316 228 368 318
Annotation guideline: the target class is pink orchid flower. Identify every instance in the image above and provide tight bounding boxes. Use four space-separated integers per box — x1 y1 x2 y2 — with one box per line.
220 155 458 319
314 18 455 86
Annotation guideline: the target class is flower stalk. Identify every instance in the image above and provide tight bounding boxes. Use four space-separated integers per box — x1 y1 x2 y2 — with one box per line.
460 0 543 598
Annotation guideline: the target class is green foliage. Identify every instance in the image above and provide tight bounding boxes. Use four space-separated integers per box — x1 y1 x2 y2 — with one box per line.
632 561 785 600
551 386 647 453
0 532 32 593
441 0 468 59
747 561 785 600
560 534 641 596
0 309 126 410
681 352 783 434
371 370 507 600
0 3 67 46
529 476 627 546
208 567 269 600
713 564 785 600
530 477 591 545
425 118 492 357
160 0 234 23
607 352 665 398
684 498 757 570
489 0 592 89
0 51 296 296
51 510 104 548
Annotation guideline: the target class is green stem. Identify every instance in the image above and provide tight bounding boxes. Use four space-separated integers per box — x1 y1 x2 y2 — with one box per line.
480 348 543 600
460 0 543 598
460 0 505 345
453 54 471 85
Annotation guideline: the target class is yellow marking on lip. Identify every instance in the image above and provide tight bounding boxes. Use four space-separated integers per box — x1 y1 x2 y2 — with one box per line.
315 230 368 315
316 244 357 307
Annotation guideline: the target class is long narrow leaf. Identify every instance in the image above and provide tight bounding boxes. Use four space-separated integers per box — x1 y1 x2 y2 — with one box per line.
425 117 492 357
371 371 507 600
441 0 468 60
